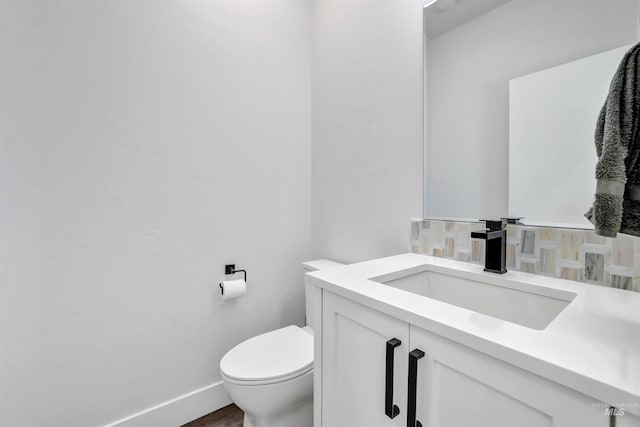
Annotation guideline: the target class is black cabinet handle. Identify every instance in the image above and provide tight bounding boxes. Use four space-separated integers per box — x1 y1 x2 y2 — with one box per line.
385 338 402 418
407 349 425 427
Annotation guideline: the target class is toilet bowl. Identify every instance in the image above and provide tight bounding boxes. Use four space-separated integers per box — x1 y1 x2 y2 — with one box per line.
219 260 344 427
220 326 314 427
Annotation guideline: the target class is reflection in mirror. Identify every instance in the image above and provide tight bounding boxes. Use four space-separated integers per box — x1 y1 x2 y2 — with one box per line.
509 45 632 229
424 0 640 227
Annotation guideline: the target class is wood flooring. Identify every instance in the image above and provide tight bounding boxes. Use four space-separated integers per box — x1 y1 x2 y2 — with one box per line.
181 404 244 427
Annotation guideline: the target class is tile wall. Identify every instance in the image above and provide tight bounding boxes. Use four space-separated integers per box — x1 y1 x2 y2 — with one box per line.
410 219 640 293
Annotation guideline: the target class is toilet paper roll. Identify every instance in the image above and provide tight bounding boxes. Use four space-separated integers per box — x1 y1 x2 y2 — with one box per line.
220 279 246 302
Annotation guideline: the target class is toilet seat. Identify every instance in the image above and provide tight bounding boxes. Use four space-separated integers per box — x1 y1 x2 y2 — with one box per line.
220 325 313 386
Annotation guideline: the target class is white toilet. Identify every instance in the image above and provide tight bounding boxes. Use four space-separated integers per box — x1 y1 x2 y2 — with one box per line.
219 260 344 427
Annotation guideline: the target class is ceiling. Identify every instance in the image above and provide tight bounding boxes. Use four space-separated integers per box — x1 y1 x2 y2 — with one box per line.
424 0 511 39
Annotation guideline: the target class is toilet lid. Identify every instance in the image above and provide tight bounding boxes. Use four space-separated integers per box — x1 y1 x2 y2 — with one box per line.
220 325 313 383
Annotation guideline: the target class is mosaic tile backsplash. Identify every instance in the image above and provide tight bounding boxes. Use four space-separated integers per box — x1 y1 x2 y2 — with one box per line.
410 219 640 293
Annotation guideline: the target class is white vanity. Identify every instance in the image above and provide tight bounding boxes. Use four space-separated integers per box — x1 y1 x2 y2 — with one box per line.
306 253 640 427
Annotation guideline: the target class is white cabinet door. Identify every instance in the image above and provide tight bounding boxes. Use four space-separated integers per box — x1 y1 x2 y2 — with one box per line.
617 411 640 427
322 292 409 427
410 326 609 427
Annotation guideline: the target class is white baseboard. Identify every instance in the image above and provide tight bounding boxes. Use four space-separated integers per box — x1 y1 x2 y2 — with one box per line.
105 381 232 427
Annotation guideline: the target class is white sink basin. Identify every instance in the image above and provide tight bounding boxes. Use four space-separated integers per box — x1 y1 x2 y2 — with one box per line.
373 269 576 330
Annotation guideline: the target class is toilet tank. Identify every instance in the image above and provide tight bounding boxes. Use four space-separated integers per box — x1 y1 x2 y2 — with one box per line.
302 260 344 331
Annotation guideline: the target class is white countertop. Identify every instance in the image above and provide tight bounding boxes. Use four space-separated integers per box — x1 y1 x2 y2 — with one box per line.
306 253 640 415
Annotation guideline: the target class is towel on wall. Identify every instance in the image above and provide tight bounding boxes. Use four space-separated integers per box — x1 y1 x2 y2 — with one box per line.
585 42 640 237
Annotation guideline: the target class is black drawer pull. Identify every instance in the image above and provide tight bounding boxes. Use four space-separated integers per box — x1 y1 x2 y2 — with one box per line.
407 349 425 427
385 338 402 418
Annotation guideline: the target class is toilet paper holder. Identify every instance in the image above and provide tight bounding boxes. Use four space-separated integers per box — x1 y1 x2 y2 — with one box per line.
220 264 247 295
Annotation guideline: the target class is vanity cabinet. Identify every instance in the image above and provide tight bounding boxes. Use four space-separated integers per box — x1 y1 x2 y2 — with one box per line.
321 292 610 427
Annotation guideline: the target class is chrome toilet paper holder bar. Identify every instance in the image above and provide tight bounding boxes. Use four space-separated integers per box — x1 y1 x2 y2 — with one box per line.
220 264 247 295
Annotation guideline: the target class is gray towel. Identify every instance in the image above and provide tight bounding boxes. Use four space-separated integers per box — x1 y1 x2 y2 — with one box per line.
586 42 640 237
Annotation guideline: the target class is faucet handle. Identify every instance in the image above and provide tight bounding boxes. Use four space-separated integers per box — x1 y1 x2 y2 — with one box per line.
478 219 507 231
501 217 524 225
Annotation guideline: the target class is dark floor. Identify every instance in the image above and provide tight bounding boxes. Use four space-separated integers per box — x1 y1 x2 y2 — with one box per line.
181 404 244 427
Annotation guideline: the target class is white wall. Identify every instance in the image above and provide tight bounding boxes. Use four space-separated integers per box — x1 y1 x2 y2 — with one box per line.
311 0 424 263
0 1 311 426
426 0 639 220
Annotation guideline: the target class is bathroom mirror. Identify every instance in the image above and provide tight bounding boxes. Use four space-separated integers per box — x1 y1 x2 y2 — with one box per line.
423 0 640 227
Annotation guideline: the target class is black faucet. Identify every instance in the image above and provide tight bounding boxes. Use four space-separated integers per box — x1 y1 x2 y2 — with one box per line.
471 219 507 274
